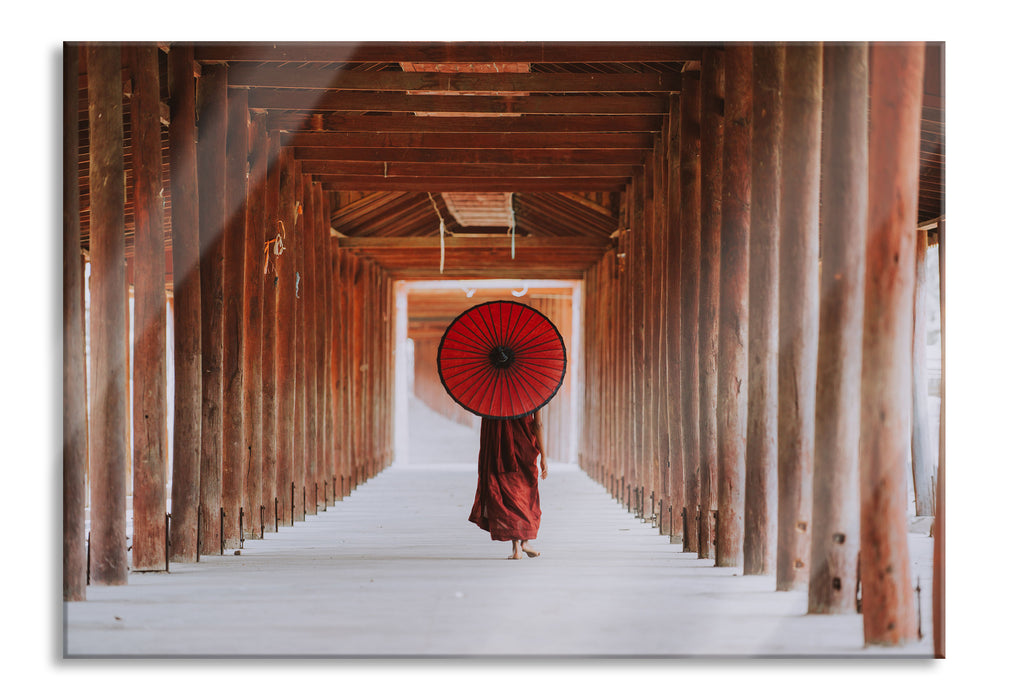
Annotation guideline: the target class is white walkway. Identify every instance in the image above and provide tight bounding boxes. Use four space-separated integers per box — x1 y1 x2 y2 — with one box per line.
64 457 934 658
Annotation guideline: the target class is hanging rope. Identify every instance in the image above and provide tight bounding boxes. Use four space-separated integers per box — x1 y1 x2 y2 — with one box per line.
427 192 447 274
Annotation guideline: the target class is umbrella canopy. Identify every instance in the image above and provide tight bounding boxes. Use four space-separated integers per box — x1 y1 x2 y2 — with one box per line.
437 300 567 419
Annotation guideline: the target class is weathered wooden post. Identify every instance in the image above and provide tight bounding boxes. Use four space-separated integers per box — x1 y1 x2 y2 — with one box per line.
276 147 297 525
302 171 319 516
860 41 925 647
716 43 752 569
87 42 129 584
698 47 723 560
934 218 945 658
314 182 331 506
167 43 202 562
63 43 88 599
809 42 864 613
679 72 701 553
664 96 684 540
911 226 935 516
128 43 169 571
243 111 268 538
197 63 228 554
777 44 821 590
294 163 308 519
744 43 783 576
261 133 281 532
221 87 249 550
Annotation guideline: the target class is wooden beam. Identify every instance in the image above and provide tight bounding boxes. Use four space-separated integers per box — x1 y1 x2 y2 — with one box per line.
269 114 663 134
338 235 613 251
304 162 637 179
317 176 629 192
87 42 129 585
286 131 656 150
168 43 203 563
128 43 169 572
860 42 925 647
248 90 669 115
197 63 228 555
715 44 752 569
697 47 723 561
229 65 682 92
294 147 650 165
743 43 783 577
63 43 87 601
194 41 707 64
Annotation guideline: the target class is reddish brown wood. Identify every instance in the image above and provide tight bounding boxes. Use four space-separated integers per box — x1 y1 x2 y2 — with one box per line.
860 41 925 647
809 42 864 614
273 114 662 136
302 171 319 516
275 147 297 525
743 43 783 576
243 111 268 537
698 47 723 560
776 44 822 590
678 73 701 553
911 226 934 516
298 147 648 165
197 63 228 554
293 162 308 519
664 97 684 539
63 43 87 600
167 43 203 563
934 218 945 658
221 87 248 549
319 184 336 504
288 131 653 150
715 44 752 569
87 42 129 584
128 43 169 571
261 133 281 531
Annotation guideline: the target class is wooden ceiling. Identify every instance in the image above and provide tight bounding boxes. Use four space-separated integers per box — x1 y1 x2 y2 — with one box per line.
74 41 944 282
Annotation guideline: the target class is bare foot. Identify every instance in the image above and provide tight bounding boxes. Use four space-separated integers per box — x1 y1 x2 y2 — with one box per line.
508 551 523 560
520 540 540 558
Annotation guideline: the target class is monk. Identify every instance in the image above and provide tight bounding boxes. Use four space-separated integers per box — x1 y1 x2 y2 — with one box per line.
468 411 548 559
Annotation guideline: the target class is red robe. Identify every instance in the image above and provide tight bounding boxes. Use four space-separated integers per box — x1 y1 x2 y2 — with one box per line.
468 415 542 541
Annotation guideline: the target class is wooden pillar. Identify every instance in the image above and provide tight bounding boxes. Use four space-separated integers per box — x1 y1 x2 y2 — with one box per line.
934 219 945 658
911 227 935 515
243 111 268 538
809 42 864 613
743 43 782 576
221 87 248 549
715 43 752 569
302 172 319 516
261 133 281 531
167 43 202 563
293 165 308 517
314 182 332 506
776 45 822 590
860 41 925 647
664 96 684 539
276 147 297 524
698 48 723 559
128 43 169 571
87 42 129 584
63 43 88 600
197 63 227 555
678 73 701 553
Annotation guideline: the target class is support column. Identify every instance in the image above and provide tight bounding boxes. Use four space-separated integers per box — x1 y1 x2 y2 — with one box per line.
860 41 925 647
776 44 822 590
197 63 228 555
261 133 281 531
128 43 169 571
911 227 935 515
664 97 684 540
276 147 297 525
222 86 248 550
934 219 945 658
87 42 129 584
698 48 723 559
63 43 87 600
678 73 701 553
243 111 268 538
715 44 752 569
303 172 319 516
809 42 863 613
315 182 332 505
168 43 202 563
743 43 782 576
293 164 308 519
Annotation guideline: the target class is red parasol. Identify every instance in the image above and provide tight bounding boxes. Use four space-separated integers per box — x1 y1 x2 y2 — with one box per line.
437 300 567 419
